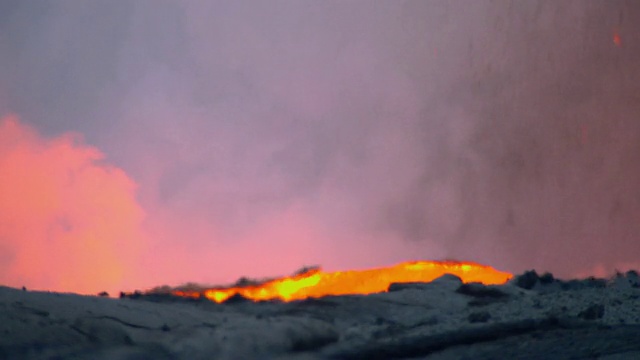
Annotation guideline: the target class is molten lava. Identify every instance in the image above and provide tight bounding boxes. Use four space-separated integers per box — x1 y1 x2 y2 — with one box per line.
172 260 512 303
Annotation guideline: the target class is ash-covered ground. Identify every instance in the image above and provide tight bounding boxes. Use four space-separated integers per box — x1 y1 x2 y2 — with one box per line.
2 270 640 360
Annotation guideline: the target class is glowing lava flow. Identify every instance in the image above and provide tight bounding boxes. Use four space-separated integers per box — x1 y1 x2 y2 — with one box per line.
172 260 513 303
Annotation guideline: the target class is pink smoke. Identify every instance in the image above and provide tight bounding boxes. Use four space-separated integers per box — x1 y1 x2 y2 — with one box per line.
0 115 146 294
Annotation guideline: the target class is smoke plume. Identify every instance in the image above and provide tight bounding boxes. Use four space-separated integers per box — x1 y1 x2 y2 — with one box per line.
1 1 639 291
0 115 145 294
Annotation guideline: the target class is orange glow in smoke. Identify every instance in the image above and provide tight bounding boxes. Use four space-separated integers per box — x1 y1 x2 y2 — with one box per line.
172 260 512 303
0 115 145 294
613 30 622 47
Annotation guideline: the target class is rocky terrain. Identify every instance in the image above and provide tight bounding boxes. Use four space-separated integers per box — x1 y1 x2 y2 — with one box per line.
2 271 640 360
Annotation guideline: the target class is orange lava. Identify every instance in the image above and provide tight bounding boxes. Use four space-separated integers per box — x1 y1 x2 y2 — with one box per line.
172 260 513 303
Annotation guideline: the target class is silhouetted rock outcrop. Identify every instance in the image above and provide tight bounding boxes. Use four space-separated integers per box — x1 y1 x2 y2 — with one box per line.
512 270 539 290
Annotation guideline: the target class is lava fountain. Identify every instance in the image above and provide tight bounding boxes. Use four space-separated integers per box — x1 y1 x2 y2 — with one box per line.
171 260 513 303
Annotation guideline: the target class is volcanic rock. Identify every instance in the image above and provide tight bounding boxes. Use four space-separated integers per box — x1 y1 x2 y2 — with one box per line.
560 277 607 291
388 273 462 292
539 272 556 285
468 311 492 323
431 273 464 285
512 270 539 290
578 304 605 320
610 270 640 289
2 271 640 360
456 283 509 298
222 293 251 304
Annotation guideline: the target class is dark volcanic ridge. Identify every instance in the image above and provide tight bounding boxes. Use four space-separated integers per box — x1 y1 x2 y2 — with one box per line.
2 269 640 360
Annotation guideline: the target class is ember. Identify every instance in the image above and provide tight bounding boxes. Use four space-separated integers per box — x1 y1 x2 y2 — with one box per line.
172 260 512 303
613 30 622 47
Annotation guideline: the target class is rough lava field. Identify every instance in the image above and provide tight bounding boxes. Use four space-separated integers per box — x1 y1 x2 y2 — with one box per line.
2 270 640 360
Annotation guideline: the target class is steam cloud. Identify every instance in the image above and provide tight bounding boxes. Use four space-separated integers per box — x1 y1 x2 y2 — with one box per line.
0 115 145 294
1 1 639 291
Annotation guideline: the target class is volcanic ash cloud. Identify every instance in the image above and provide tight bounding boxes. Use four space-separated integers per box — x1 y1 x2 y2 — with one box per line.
0 115 146 294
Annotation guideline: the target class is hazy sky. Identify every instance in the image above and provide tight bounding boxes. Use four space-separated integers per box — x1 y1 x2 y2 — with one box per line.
1 1 639 294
